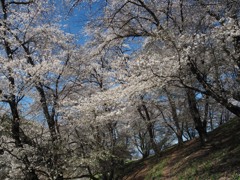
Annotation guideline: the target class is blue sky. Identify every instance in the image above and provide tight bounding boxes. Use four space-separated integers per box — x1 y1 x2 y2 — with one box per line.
59 1 145 54
61 7 88 44
60 1 105 45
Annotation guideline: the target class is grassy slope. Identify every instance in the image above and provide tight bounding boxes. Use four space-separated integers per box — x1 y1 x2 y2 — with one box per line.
122 118 240 180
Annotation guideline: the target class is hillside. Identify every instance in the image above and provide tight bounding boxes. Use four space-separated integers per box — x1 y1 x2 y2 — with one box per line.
121 118 240 180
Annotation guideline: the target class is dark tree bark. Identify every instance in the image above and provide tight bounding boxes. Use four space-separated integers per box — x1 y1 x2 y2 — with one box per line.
165 88 184 145
188 57 240 117
186 89 207 145
1 0 22 148
9 100 22 148
20 39 63 180
137 104 160 155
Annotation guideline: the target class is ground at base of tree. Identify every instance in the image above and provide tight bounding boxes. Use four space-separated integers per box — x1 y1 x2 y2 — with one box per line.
121 117 240 180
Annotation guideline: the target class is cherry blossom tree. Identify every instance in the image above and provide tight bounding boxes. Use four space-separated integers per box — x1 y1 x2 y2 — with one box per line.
0 0 80 179
0 0 239 179
81 0 240 145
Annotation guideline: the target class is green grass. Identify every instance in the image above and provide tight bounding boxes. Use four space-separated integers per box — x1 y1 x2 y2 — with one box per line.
124 118 240 179
175 145 240 179
145 158 168 180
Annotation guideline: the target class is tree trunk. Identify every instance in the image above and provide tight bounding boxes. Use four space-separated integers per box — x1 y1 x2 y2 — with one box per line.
188 58 240 117
187 89 208 145
165 88 184 145
142 150 150 159
36 84 63 180
177 134 184 145
9 100 22 148
137 105 160 155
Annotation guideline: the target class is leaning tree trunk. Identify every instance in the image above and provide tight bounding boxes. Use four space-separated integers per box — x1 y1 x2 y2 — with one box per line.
188 57 240 117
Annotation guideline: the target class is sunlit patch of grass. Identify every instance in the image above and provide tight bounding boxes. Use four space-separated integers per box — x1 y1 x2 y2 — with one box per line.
145 158 168 180
176 142 240 179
